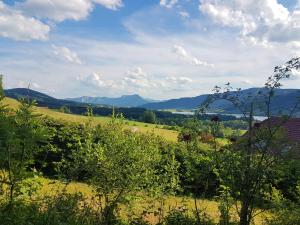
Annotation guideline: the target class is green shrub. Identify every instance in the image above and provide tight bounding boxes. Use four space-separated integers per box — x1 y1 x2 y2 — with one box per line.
161 209 215 225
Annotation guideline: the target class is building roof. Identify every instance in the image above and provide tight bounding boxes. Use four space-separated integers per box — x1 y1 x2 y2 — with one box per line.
259 117 300 143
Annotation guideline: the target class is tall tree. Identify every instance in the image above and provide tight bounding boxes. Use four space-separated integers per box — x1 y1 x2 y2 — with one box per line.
201 57 300 225
0 98 47 209
0 75 4 101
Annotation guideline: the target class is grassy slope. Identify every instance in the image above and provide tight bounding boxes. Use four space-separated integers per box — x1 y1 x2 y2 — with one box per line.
37 177 268 225
3 97 179 142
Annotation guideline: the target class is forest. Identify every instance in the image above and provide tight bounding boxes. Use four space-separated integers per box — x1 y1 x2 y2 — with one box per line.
0 58 300 225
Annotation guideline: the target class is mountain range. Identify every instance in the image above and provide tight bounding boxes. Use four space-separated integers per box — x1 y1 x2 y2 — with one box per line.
67 94 157 107
142 88 300 115
4 88 300 116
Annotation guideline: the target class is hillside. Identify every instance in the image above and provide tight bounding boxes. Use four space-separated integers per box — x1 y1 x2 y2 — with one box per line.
142 88 300 115
3 97 179 142
4 88 194 125
4 88 88 108
67 94 157 107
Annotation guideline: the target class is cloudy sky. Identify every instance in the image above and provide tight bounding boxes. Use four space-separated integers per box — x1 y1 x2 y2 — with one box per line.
1 0 300 100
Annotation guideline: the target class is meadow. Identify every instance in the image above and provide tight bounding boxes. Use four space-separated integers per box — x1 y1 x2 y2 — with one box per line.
3 97 179 142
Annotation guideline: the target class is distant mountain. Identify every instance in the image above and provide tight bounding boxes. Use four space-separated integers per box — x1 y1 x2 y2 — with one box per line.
142 88 300 115
4 88 86 108
5 88 300 116
67 94 158 107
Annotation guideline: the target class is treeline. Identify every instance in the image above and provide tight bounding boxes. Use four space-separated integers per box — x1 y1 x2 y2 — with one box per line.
5 88 248 129
60 104 248 129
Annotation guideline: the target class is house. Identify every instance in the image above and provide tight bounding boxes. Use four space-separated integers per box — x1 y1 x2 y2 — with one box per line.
257 117 300 144
238 117 300 159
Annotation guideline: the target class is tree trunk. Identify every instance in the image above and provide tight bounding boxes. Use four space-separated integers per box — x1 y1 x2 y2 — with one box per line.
239 199 250 225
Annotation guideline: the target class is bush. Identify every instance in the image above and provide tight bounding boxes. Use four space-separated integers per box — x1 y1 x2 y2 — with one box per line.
162 209 215 225
0 192 98 225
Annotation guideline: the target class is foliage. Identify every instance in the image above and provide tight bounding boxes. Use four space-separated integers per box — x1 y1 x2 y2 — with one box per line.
57 115 179 224
161 209 215 225
200 57 300 225
0 75 4 101
142 110 157 124
0 98 48 208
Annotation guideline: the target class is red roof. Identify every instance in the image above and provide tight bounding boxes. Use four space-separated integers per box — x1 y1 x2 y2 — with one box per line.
260 117 300 143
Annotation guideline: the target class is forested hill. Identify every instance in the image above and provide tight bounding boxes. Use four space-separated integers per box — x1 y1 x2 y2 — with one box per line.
4 88 87 108
142 88 300 115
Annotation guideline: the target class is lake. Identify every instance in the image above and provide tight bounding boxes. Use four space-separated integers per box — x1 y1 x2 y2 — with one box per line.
172 111 268 121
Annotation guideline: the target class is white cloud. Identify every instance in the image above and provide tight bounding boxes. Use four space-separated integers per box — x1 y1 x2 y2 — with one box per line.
123 67 155 89
52 45 82 64
160 0 178 9
17 0 92 22
179 11 190 19
167 76 192 84
163 76 193 91
17 0 123 22
199 0 300 45
0 1 50 41
92 0 123 10
289 68 300 80
242 79 253 85
173 45 214 67
17 80 40 89
77 72 109 88
0 0 123 41
173 45 188 58
31 82 41 89
3 3 300 100
192 57 214 67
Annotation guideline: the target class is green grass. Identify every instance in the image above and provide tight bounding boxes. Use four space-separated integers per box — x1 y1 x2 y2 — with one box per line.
36 177 269 225
3 98 179 142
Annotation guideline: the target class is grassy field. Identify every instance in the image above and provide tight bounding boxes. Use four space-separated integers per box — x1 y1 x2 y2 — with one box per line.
36 177 268 225
3 97 179 142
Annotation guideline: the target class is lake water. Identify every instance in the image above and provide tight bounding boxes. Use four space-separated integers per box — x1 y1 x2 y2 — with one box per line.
172 111 268 121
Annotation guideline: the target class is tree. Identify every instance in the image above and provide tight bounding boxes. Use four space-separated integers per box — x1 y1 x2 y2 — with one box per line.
59 105 71 114
0 75 4 101
62 116 179 224
0 97 47 209
200 57 300 225
142 110 157 124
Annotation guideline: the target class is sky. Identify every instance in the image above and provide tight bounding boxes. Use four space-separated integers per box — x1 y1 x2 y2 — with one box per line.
0 0 300 100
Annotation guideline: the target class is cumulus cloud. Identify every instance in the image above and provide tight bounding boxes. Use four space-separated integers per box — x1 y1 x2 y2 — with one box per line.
123 67 155 89
76 67 193 96
162 76 193 91
173 45 214 67
93 0 123 10
0 1 50 41
199 0 300 45
160 0 178 8
173 45 188 58
0 0 123 41
17 0 123 22
77 72 110 88
179 11 190 19
52 45 82 64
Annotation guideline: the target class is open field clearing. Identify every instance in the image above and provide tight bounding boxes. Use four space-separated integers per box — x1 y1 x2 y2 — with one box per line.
36 177 269 225
3 97 179 142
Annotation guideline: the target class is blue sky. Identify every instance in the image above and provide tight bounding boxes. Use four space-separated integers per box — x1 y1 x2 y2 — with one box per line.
1 0 300 99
